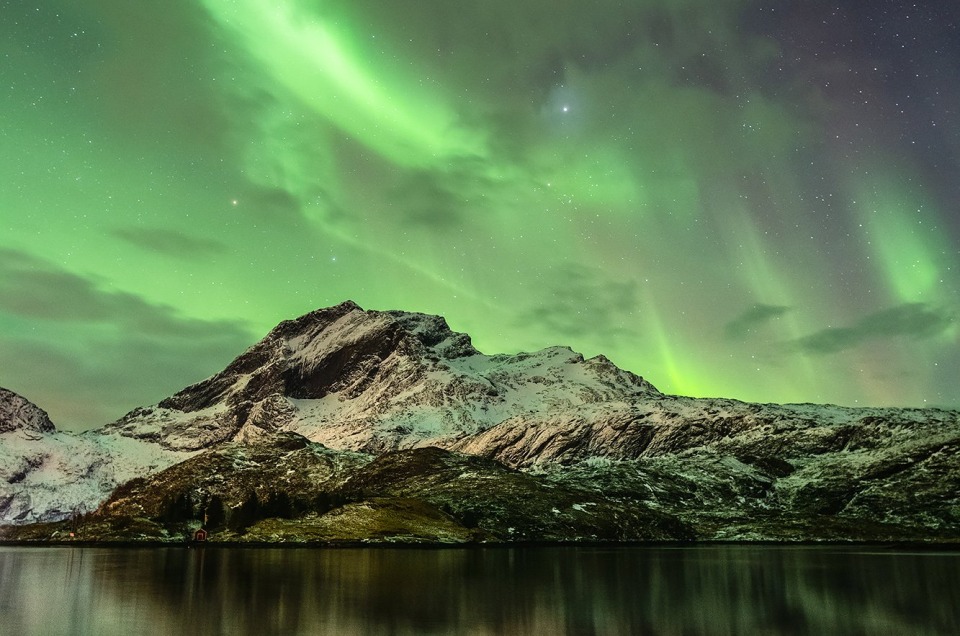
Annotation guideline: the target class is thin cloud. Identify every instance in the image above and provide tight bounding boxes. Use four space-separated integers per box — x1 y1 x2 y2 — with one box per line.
112 227 227 260
793 303 955 355
0 329 253 431
0 248 242 337
0 248 255 430
521 264 640 339
724 303 791 340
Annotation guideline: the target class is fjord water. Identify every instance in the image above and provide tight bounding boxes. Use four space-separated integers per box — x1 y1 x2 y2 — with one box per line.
0 545 956 635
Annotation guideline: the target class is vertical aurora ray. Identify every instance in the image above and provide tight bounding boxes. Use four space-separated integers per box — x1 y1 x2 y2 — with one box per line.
853 171 956 305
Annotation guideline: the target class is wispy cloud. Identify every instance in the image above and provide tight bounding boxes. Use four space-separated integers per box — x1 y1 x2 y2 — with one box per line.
793 303 955 355
520 263 640 339
724 303 791 340
0 248 242 337
0 249 255 429
112 227 227 260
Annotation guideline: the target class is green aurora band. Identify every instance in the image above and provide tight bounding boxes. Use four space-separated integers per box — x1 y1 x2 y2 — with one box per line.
1 0 958 429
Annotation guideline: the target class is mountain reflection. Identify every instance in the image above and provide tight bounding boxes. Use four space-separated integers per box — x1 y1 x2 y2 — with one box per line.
1 545 957 635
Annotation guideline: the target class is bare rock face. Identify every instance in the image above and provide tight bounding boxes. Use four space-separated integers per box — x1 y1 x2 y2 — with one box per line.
0 388 55 435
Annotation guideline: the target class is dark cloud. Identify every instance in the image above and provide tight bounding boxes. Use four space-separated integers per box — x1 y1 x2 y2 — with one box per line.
242 186 303 223
0 330 252 431
521 264 640 339
112 227 227 260
343 0 754 93
724 303 791 340
793 303 956 355
0 248 248 337
0 248 255 430
390 170 475 230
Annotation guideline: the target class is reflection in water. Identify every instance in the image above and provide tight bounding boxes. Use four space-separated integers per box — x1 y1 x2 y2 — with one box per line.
0 545 957 635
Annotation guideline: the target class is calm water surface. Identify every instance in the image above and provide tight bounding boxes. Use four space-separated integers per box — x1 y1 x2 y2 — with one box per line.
0 544 957 635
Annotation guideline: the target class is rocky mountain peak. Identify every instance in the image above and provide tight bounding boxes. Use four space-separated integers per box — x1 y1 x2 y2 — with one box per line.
0 387 55 434
151 301 479 416
383 309 479 360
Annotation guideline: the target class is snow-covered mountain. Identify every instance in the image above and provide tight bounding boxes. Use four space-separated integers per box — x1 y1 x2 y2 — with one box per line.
0 388 193 524
2 301 958 541
104 301 659 453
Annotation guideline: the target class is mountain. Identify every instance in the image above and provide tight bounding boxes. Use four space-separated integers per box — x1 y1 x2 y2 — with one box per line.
0 388 194 525
104 300 659 453
2 302 959 543
0 388 55 435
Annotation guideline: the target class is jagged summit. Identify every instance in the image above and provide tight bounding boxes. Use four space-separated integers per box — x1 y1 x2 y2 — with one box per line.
268 301 477 359
155 301 480 413
107 301 660 451
0 387 55 435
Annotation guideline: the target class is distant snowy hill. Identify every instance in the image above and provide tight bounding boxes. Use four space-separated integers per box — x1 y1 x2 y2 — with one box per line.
2 302 958 541
0 388 193 524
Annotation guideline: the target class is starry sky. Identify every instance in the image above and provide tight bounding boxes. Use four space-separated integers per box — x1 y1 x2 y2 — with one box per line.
2 0 959 431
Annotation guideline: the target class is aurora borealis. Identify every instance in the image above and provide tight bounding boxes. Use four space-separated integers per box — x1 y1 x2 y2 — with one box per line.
2 1 958 430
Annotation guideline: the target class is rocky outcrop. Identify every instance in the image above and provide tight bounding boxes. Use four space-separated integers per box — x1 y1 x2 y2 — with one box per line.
450 398 960 541
0 388 55 435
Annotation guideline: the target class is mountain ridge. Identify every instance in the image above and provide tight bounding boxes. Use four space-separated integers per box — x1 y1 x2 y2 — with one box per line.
2 301 958 542
104 300 660 453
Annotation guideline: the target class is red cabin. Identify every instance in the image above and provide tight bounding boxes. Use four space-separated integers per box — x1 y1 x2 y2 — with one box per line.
193 528 208 542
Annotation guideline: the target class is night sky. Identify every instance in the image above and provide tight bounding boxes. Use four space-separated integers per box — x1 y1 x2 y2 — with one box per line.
2 0 958 431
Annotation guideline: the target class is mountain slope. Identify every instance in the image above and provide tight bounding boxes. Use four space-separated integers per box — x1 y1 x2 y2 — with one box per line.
28 433 689 544
0 388 195 525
